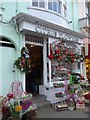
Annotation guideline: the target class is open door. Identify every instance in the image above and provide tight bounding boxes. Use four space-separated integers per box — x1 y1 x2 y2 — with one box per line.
25 44 43 94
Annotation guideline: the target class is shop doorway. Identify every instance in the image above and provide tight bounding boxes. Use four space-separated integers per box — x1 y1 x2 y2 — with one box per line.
25 44 43 94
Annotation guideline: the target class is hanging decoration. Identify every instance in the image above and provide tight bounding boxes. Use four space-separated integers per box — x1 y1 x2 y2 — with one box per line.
14 47 31 72
48 43 54 61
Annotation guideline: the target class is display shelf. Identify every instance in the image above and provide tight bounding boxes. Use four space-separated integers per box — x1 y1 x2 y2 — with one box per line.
46 87 68 104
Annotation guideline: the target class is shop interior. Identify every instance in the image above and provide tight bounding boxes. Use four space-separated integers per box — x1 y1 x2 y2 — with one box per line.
25 44 43 94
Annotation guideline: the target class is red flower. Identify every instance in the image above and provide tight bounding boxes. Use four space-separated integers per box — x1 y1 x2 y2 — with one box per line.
70 53 74 56
7 93 13 100
71 58 75 62
58 56 61 61
55 50 60 54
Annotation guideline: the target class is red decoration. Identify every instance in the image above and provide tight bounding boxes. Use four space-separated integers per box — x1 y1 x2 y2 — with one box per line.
71 58 75 62
7 93 13 100
70 53 74 57
48 44 54 61
48 55 54 61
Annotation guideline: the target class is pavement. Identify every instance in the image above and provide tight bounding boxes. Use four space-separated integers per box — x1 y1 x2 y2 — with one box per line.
37 104 90 119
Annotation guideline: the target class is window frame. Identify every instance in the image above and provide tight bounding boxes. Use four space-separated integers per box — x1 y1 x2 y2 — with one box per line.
32 0 45 8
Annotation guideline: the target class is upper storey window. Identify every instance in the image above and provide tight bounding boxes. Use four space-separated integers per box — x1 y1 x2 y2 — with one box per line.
32 0 63 15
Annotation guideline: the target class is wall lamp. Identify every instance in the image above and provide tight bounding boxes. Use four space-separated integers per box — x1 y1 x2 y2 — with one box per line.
68 21 72 24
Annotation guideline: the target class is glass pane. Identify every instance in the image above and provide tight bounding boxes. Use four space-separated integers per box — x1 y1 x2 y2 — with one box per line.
58 1 61 13
32 0 38 7
53 2 57 12
39 1 45 8
48 2 52 10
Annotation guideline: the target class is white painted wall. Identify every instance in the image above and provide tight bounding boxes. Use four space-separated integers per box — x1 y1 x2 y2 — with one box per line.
78 0 88 19
27 7 69 28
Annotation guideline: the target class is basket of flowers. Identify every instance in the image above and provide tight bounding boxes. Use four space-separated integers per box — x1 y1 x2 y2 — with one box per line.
2 94 36 120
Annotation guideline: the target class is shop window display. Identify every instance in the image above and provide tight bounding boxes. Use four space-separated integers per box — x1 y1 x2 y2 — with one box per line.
47 40 90 110
48 41 85 83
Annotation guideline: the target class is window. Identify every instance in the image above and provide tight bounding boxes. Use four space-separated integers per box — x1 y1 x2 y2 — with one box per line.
53 1 57 12
57 1 61 13
48 0 52 10
32 0 38 7
39 0 45 8
32 0 63 14
48 0 62 14
32 0 45 8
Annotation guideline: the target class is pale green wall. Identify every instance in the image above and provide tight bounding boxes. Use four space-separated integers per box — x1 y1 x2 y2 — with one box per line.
0 2 25 96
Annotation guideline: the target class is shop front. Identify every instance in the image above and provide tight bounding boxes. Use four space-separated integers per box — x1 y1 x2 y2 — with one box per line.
14 13 86 101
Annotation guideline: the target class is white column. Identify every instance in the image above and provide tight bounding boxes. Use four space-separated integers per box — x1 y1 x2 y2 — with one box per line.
43 38 47 86
48 37 52 86
48 45 52 86
21 34 26 91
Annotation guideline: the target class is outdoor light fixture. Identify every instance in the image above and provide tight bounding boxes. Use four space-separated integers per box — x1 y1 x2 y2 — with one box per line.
68 21 72 24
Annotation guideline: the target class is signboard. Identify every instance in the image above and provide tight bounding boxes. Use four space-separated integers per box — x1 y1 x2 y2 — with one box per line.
35 25 82 43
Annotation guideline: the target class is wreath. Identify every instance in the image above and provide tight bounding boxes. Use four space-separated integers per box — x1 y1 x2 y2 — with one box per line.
14 47 31 72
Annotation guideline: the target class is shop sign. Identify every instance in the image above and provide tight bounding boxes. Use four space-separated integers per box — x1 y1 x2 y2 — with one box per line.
35 25 81 43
